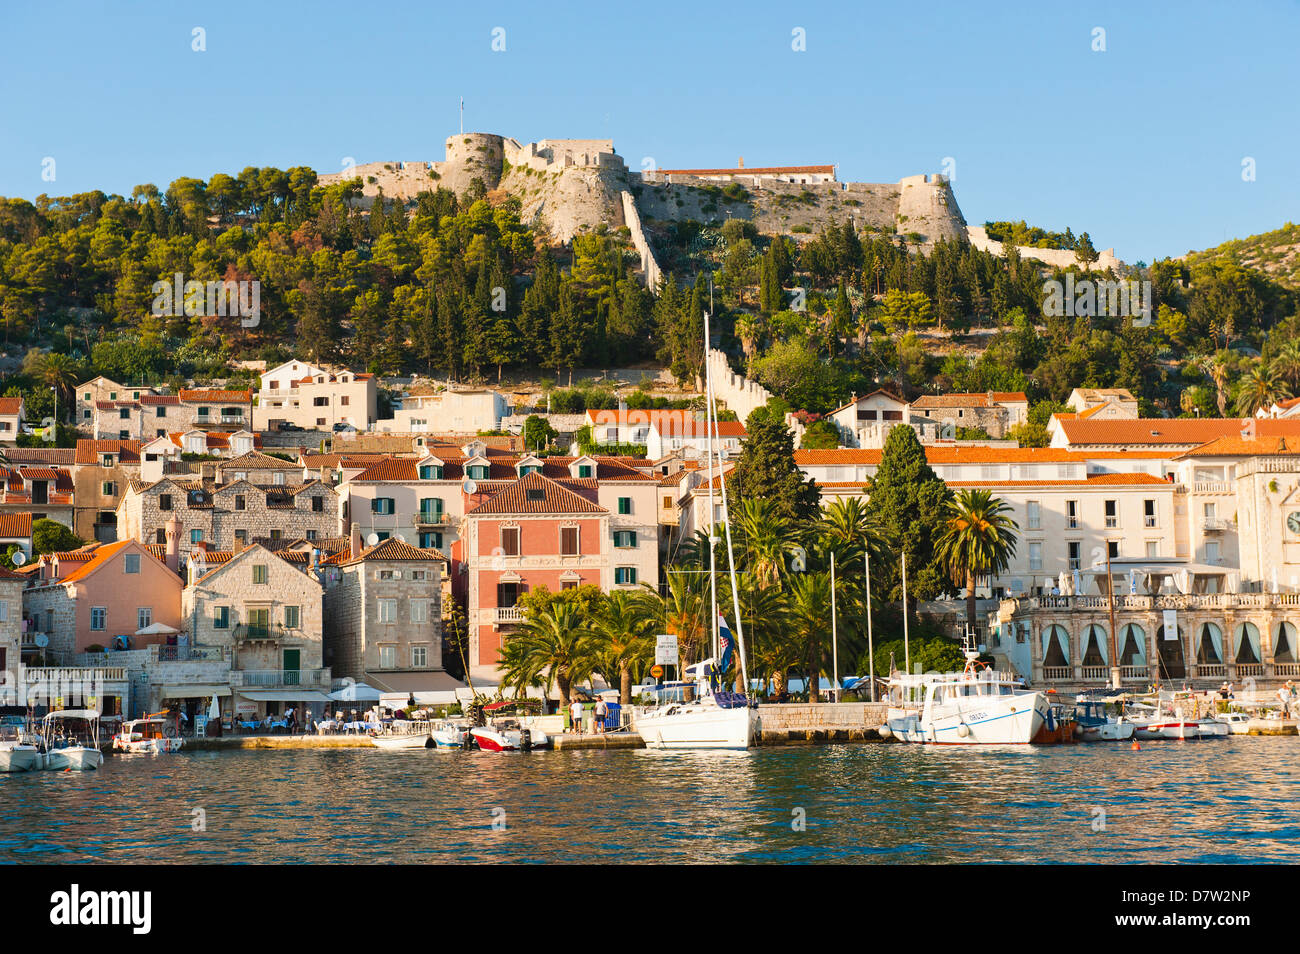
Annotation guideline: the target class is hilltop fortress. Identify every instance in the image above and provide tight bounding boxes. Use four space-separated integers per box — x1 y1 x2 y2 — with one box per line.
319 133 971 278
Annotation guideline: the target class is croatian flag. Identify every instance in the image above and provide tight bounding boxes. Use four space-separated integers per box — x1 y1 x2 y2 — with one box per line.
718 614 735 676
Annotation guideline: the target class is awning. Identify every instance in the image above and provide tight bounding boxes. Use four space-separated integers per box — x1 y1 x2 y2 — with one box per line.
364 671 468 694
236 689 331 702
160 685 231 699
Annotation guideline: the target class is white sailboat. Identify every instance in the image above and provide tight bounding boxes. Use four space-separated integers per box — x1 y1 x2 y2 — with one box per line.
633 310 759 750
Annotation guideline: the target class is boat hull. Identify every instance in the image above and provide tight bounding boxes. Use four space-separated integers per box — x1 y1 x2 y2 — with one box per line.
0 746 42 772
1078 722 1135 742
112 737 183 754
371 733 432 750
633 703 756 750
887 692 1046 745
45 747 104 771
470 727 515 751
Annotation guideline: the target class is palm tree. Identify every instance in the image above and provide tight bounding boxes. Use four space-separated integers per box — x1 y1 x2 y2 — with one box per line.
641 570 710 664
1235 364 1291 417
591 591 656 705
38 351 81 421
787 571 833 703
1197 352 1231 416
1273 341 1300 393
731 573 794 698
498 603 596 706
935 489 1020 639
819 496 890 566
734 498 801 587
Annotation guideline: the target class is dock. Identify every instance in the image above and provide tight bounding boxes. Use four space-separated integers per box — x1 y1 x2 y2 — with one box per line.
551 731 646 750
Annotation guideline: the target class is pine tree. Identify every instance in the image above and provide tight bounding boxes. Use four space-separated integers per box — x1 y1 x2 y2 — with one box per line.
727 406 821 524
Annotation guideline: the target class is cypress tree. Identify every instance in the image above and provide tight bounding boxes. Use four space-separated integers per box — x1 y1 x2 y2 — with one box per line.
727 406 821 524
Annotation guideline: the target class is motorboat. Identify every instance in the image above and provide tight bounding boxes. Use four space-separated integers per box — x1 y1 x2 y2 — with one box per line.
632 661 758 750
111 715 183 754
1212 711 1252 735
370 720 434 749
431 722 472 748
1196 718 1230 737
469 723 548 752
882 635 1046 745
41 709 105 771
1074 698 1135 741
1126 703 1199 740
0 716 42 772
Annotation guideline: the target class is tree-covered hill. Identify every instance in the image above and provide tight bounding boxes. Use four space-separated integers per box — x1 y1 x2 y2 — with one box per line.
1183 222 1300 291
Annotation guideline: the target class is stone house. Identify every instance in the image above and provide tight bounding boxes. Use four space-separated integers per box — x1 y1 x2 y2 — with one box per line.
0 463 75 530
74 376 158 435
139 430 259 481
117 476 340 552
322 534 445 692
214 451 303 486
910 392 1029 439
71 439 142 542
182 543 328 719
254 360 377 432
0 566 24 699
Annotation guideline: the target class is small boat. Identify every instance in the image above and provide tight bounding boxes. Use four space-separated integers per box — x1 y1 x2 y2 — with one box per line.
1074 698 1135 741
1213 711 1252 735
370 720 434 749
431 723 472 748
1196 718 1230 737
470 724 550 752
0 716 42 772
633 662 758 750
1031 703 1079 744
41 710 105 771
111 715 183 754
883 635 1046 745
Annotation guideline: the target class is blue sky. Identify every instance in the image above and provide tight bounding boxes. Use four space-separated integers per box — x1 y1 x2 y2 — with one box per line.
1 0 1296 262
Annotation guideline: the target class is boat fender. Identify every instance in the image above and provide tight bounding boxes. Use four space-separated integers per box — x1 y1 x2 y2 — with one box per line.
877 724 892 739
956 724 970 738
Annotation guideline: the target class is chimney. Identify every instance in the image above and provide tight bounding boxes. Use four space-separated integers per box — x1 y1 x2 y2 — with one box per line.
738 156 744 169
350 522 362 560
164 515 181 574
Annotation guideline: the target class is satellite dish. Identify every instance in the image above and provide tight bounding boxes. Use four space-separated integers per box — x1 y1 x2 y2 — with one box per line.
34 633 49 648
395 534 406 543
462 479 477 495
10 550 27 566
366 533 380 547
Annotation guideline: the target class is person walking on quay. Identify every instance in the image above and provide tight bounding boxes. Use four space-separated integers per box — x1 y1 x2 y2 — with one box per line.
570 697 584 734
594 697 608 734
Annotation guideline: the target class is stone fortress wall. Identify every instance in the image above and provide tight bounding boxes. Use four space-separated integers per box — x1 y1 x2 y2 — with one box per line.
319 133 973 273
966 225 1125 272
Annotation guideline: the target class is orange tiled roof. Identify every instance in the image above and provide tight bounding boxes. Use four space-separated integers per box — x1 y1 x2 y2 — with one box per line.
55 539 136 585
1056 417 1300 446
0 397 23 416
342 537 446 565
1177 434 1300 458
179 389 252 403
658 164 835 176
0 513 32 538
466 472 607 516
75 439 142 465
911 392 1028 408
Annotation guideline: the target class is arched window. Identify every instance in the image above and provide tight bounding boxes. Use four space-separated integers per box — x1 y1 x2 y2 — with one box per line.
1119 623 1147 666
1235 622 1262 665
1196 622 1224 664
1081 624 1108 666
1274 622 1297 663
1042 624 1070 666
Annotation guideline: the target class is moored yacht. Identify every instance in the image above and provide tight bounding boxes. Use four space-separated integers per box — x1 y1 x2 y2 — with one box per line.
0 716 42 772
883 640 1047 745
633 660 758 750
41 710 105 771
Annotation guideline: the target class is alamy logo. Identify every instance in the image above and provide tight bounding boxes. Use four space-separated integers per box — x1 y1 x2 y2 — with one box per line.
49 884 151 934
151 272 260 328
1042 273 1151 326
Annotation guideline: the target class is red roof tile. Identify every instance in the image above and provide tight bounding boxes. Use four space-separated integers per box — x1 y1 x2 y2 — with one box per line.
466 472 607 516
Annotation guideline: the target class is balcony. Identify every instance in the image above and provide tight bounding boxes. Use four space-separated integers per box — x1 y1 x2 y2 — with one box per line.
1192 481 1233 495
230 668 328 688
232 625 306 643
494 606 525 624
416 511 451 527
1203 518 1227 533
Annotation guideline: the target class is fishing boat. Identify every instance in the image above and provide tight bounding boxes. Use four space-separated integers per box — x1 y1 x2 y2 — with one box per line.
630 309 759 751
0 716 42 772
469 723 548 752
1212 711 1252 735
41 710 105 771
883 635 1047 745
111 715 183 754
1073 696 1135 741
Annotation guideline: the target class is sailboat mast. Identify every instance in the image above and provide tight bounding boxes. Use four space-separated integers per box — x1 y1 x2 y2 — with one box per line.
831 551 839 703
865 549 875 702
902 550 911 674
704 310 750 692
703 315 719 661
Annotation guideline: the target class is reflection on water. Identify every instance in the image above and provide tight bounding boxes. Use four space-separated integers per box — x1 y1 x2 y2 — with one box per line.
1 739 1296 863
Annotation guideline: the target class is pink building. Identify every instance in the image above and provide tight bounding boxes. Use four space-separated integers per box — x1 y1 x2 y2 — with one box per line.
462 471 650 681
22 538 183 658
